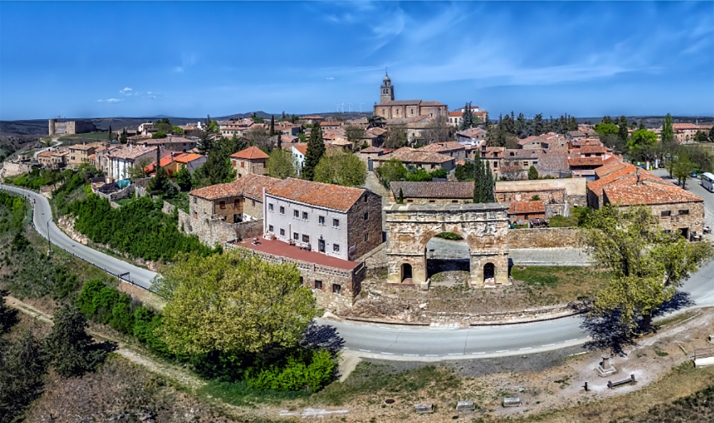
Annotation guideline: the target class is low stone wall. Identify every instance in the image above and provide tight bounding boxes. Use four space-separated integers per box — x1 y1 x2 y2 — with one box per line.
506 227 581 249
162 201 175 215
226 242 365 308
178 209 262 247
96 184 134 202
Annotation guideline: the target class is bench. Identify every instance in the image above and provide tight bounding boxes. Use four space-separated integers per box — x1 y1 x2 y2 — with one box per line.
607 374 636 388
502 397 521 407
456 401 475 411
414 403 433 413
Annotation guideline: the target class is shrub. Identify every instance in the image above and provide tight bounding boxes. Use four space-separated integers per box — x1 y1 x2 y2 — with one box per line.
435 232 463 240
246 349 335 392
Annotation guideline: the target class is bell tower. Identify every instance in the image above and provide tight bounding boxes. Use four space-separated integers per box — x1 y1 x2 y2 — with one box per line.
380 71 394 104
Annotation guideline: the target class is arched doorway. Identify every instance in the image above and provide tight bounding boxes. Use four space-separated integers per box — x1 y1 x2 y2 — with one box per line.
401 263 413 283
483 263 495 281
425 232 470 286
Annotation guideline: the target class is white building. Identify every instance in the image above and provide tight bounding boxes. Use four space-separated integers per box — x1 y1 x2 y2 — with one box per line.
106 145 159 182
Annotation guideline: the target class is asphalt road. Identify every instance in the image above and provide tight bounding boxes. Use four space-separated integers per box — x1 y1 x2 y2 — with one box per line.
0 184 157 290
2 182 713 360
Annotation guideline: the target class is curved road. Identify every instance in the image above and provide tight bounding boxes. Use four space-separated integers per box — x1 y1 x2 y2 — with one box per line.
2 183 713 360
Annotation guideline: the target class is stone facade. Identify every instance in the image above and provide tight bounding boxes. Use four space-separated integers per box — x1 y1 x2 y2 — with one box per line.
506 228 581 249
628 202 705 239
384 203 510 288
373 74 448 120
67 143 100 169
179 209 262 246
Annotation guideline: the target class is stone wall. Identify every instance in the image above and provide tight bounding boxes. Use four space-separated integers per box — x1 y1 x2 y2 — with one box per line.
225 243 364 306
346 191 384 261
95 184 134 202
506 227 581 249
1 162 32 178
179 209 262 247
635 202 705 238
162 201 175 215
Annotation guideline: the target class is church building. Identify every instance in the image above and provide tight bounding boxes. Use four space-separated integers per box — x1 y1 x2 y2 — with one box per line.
373 73 448 120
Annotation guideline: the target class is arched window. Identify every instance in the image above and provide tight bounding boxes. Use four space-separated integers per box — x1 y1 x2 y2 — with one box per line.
484 263 495 280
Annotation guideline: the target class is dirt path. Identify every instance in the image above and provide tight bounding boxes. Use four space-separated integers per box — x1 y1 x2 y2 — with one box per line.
5 295 205 390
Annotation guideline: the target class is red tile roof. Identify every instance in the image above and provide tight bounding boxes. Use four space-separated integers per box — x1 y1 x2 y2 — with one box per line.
508 201 546 215
420 141 465 153
604 179 702 206
230 146 269 160
292 144 308 155
189 174 281 201
174 153 204 163
232 238 359 270
266 178 366 212
359 146 385 154
390 181 473 199
568 157 603 167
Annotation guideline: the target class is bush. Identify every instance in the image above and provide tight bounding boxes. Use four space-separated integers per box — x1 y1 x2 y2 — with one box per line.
246 349 335 392
435 232 463 240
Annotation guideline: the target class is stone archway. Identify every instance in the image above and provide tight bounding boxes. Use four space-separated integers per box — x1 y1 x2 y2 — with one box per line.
483 262 495 281
401 263 413 282
385 203 510 288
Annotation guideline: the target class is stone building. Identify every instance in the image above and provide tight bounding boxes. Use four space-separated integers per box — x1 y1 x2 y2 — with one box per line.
507 200 546 224
137 136 197 152
106 145 162 182
389 181 474 204
495 178 587 207
373 73 448 120
587 160 705 239
181 174 282 246
264 178 383 262
371 147 456 172
230 146 269 178
48 119 96 136
385 202 510 287
67 143 102 169
420 141 467 161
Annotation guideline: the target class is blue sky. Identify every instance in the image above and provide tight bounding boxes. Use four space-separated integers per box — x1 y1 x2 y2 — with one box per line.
1 1 713 120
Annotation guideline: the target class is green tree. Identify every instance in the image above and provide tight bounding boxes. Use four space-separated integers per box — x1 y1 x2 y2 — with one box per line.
313 150 367 187
269 115 275 136
694 130 709 142
594 122 619 137
384 125 407 149
345 125 366 149
172 125 184 135
528 165 539 180
367 115 386 128
302 124 325 181
267 148 297 179
45 305 107 377
582 206 711 344
375 158 407 188
0 293 19 334
156 250 319 356
119 128 128 144
107 125 113 141
398 188 404 204
661 113 674 143
0 330 49 421
175 165 192 191
148 166 174 197
618 116 629 143
151 131 167 139
484 161 495 202
277 132 282 150
460 102 474 130
472 154 484 203
709 126 714 142
627 129 658 160
127 157 152 180
672 155 696 189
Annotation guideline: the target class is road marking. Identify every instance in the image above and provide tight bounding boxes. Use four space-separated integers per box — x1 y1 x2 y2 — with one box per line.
496 350 510 353
358 349 371 353
519 347 532 351
380 352 394 355
542 343 556 347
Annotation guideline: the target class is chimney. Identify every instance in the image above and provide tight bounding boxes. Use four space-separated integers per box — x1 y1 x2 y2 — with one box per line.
636 167 641 184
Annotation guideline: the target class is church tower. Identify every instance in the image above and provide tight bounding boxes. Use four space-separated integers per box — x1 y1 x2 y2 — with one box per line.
380 72 394 104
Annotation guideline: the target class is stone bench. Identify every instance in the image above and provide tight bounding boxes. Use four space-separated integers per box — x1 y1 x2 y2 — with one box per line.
414 403 433 413
502 397 521 407
607 374 636 388
456 401 475 412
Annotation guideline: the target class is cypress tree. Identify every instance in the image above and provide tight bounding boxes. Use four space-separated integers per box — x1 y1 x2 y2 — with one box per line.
269 115 275 136
473 155 483 203
484 162 495 202
277 132 282 150
398 188 404 204
303 124 325 180
461 102 474 130
108 125 113 141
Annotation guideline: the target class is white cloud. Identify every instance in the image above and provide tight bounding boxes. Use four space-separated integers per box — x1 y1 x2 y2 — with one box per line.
119 87 133 95
173 53 197 73
326 77 334 80
97 98 122 103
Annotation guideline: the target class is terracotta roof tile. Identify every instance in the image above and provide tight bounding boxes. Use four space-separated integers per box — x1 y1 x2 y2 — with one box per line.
377 147 454 164
230 146 269 160
604 179 702 206
189 174 281 201
174 153 204 163
266 178 366 212
420 141 465 153
508 201 546 215
292 144 308 155
568 157 603 167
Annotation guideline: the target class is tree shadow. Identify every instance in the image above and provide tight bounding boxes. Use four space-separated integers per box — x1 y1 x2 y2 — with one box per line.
581 291 695 356
300 322 345 355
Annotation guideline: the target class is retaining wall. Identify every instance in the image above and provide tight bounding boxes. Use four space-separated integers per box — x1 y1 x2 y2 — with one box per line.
506 227 581 249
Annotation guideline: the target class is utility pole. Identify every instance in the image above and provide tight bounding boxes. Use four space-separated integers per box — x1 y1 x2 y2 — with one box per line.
47 218 52 255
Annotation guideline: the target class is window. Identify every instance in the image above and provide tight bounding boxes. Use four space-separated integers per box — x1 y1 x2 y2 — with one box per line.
280 228 285 236
279 206 285 214
661 210 671 217
452 200 458 203
314 280 322 290
268 225 274 232
302 212 308 220
364 195 368 203
193 212 198 218
234 199 240 207
523 161 528 167
294 210 299 218
363 212 368 220
493 162 498 168
219 201 226 209
240 161 245 168
268 203 274 212
429 200 435 203
319 216 325 225
332 284 341 294
364 233 369 242
679 209 689 215
333 218 339 227
232 160 236 167
302 234 310 243
333 244 340 252
293 232 299 240
193 197 197 204
252 200 256 207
